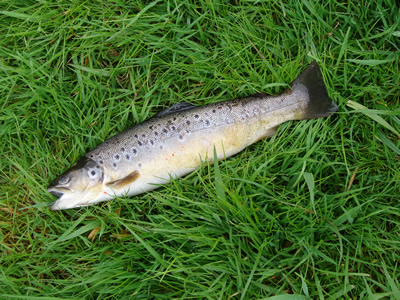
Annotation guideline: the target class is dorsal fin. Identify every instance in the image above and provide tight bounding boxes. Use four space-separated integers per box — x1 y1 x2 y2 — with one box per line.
106 170 140 189
154 102 196 117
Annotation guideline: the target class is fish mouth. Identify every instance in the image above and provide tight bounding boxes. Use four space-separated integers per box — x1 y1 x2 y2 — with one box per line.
47 184 107 210
48 189 64 198
48 185 71 197
48 187 92 210
48 187 71 210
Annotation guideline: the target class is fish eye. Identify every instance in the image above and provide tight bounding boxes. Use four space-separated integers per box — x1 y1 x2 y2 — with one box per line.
59 175 70 185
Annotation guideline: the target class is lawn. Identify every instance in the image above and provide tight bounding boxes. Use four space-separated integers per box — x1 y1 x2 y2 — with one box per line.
1 0 399 298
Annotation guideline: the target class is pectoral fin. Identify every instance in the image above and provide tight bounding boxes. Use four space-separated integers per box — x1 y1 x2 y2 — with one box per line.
106 171 140 189
255 125 280 142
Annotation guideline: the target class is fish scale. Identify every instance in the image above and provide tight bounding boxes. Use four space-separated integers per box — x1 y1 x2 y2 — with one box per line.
48 62 338 210
88 96 284 181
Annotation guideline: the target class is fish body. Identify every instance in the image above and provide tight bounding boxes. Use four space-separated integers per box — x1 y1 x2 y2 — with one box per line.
48 62 338 210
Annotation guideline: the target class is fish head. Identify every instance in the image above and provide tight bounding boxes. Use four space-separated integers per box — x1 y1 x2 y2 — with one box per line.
48 157 106 210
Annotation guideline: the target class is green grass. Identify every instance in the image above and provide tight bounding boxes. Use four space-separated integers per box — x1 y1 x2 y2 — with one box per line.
1 0 399 298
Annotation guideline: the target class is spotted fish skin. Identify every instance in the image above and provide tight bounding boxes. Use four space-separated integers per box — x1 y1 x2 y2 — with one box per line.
48 62 338 210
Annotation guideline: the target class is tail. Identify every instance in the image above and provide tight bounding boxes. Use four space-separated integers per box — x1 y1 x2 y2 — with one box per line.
290 62 338 119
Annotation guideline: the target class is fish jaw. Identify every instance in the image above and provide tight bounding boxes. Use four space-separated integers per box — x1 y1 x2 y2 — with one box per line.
49 185 112 210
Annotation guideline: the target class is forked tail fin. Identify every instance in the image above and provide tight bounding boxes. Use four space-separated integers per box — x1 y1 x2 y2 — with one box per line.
290 62 338 119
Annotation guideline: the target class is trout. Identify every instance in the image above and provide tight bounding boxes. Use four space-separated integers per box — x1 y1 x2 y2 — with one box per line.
48 62 338 210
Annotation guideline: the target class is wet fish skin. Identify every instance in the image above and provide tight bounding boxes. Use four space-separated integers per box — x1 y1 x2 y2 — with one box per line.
48 62 338 210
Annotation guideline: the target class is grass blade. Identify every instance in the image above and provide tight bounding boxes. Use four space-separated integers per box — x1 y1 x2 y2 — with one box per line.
347 100 400 137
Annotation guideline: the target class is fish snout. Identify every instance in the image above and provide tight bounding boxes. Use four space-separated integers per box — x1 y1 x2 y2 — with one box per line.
48 188 64 198
48 186 67 210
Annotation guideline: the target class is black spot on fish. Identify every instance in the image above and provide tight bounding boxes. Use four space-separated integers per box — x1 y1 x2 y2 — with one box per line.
179 135 183 140
194 114 199 118
186 120 190 125
173 117 177 121
89 154 93 158
126 154 130 160
142 134 146 138
121 147 125 152
212 109 216 113
163 128 168 134
150 140 154 145
134 134 138 138
113 163 117 167
138 141 143 146
132 148 137 154
149 125 153 130
205 120 210 125
115 154 120 160
91 170 96 176
218 106 222 109
99 160 104 164
96 165 100 169
138 163 142 167
154 131 158 136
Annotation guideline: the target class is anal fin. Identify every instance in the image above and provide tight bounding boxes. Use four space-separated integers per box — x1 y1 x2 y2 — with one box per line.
106 170 140 189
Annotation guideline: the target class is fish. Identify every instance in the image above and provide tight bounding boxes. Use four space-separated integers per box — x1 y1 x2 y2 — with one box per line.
48 62 338 210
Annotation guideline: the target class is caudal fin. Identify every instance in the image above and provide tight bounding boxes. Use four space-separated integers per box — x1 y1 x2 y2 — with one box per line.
290 62 338 119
